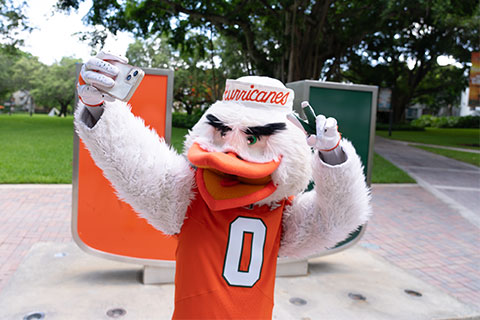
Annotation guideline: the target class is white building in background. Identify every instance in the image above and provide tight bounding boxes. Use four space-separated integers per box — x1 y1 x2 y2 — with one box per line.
460 87 480 116
405 87 479 120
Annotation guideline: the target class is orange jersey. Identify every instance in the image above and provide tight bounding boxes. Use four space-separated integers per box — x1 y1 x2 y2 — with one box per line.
173 189 285 319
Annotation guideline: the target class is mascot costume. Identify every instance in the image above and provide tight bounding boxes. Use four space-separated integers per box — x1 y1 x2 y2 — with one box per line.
75 52 371 319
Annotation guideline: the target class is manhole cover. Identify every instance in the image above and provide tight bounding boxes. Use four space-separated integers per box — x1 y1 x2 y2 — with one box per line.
289 297 307 306
348 292 367 301
106 308 127 318
23 312 45 320
404 289 422 297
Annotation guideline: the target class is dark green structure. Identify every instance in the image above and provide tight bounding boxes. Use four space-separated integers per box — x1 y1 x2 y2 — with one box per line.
287 80 378 185
286 80 378 255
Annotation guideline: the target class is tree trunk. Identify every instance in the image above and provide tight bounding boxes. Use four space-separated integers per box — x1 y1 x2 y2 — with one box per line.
58 103 68 117
185 104 193 115
391 90 408 123
286 1 297 83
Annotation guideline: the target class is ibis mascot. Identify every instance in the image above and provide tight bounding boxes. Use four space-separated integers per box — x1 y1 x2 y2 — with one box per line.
76 52 371 319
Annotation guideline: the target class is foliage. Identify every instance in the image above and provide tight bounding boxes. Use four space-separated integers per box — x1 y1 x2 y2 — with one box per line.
0 114 73 183
414 145 479 167
0 44 28 99
0 45 80 116
412 65 468 114
172 111 204 129
31 57 81 117
126 35 224 114
376 128 480 150
411 115 480 129
55 0 479 125
10 54 45 91
371 152 415 183
56 0 397 82
342 0 479 122
0 0 32 46
376 122 424 131
126 35 175 69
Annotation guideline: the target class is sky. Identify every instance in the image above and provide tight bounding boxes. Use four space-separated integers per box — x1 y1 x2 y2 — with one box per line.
17 0 135 65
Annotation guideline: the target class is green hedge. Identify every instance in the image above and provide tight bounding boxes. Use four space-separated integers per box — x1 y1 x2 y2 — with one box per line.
172 112 204 129
376 122 424 131
411 115 480 129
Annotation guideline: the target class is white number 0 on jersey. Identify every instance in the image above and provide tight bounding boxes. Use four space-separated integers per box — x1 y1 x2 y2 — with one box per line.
222 217 267 287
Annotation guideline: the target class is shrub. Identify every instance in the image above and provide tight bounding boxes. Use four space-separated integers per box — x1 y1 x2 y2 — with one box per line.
172 112 204 129
411 115 480 129
376 122 424 131
456 115 480 128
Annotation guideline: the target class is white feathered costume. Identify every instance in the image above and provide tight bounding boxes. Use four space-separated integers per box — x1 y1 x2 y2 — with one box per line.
75 71 371 319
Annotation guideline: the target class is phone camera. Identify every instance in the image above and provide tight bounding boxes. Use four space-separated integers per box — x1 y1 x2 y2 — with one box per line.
126 75 132 81
133 70 138 77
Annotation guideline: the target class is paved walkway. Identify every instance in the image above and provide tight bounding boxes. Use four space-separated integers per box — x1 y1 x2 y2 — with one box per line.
375 136 480 227
1 182 479 310
0 185 72 292
395 140 480 154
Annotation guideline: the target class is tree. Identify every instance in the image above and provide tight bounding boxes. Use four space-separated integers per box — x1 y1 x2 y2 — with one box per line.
0 44 27 100
413 65 468 115
126 36 175 69
57 0 479 121
126 35 223 114
56 0 393 82
342 0 479 122
10 55 45 91
31 57 81 117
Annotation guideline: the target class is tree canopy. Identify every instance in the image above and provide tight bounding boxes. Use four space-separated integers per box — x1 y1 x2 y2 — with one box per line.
0 45 80 116
56 0 479 122
126 35 225 114
342 0 479 121
32 57 81 117
56 0 402 82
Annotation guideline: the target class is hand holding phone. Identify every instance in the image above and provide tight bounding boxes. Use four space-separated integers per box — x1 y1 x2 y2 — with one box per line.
79 51 144 104
92 60 145 101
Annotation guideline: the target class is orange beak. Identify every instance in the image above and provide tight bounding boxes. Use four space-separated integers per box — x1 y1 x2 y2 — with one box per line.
187 143 281 211
187 143 280 179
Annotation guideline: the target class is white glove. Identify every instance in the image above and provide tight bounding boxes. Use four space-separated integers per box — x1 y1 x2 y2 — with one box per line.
77 51 128 107
307 115 341 152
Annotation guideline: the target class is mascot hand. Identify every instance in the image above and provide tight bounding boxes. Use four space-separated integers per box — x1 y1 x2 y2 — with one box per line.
307 115 341 152
288 108 341 152
77 51 128 107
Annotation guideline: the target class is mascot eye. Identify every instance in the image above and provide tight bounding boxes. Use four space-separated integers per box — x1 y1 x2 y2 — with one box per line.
247 135 258 145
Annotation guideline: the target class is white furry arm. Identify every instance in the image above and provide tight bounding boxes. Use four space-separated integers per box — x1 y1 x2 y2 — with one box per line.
279 139 371 258
74 100 195 235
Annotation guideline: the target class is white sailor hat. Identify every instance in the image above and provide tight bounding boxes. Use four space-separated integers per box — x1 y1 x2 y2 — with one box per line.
221 76 294 113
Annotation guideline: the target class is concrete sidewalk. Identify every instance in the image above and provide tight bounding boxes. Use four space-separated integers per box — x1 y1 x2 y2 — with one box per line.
1 241 477 319
375 136 480 228
392 140 480 154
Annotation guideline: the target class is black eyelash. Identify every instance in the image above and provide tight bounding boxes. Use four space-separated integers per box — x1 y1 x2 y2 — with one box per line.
206 114 232 135
244 123 287 137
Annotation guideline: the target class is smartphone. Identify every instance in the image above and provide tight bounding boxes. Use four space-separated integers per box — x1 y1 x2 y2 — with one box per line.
93 61 145 101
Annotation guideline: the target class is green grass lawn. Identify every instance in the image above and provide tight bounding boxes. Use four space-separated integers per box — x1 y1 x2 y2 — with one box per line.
370 153 415 183
413 145 480 167
0 114 74 183
377 127 480 150
0 114 412 184
171 127 189 153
